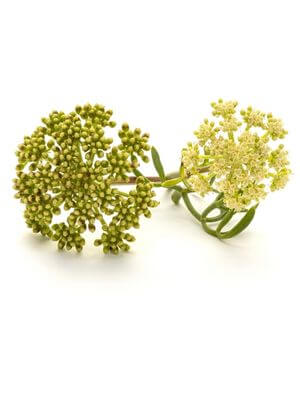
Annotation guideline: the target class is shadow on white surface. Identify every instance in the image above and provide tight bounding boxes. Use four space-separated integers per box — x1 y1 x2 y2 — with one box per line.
20 232 139 279
15 189 278 282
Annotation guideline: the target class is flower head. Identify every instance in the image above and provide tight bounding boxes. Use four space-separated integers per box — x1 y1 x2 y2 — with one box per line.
13 104 159 254
211 99 238 118
266 114 288 140
182 100 291 211
194 119 220 146
240 106 265 129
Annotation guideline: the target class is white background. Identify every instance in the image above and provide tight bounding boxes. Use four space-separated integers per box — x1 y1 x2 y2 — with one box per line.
1 1 300 399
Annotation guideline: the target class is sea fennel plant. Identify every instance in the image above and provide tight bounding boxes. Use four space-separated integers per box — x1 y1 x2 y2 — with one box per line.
13 100 291 253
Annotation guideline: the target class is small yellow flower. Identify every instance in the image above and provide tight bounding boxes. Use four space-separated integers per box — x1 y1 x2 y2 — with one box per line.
268 144 289 171
219 117 242 134
194 119 220 145
181 142 202 175
270 168 291 191
240 106 265 129
187 174 211 197
266 114 287 140
211 99 238 118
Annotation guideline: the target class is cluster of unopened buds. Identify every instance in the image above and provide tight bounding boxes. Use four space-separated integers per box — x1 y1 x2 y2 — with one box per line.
13 100 291 253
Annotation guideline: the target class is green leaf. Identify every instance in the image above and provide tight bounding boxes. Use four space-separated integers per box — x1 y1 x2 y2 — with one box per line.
218 206 256 239
216 210 235 234
151 146 166 181
161 177 183 187
132 168 143 177
171 190 182 205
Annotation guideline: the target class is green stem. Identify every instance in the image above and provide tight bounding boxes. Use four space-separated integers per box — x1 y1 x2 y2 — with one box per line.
76 141 83 163
200 198 226 237
201 198 227 223
218 206 257 239
181 192 202 223
115 190 129 197
198 154 222 160
228 132 234 141
113 176 161 184
216 210 235 233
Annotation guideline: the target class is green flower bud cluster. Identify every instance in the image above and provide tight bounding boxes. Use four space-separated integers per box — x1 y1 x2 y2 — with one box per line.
13 104 159 254
94 176 159 254
105 147 133 181
118 123 150 166
52 223 86 252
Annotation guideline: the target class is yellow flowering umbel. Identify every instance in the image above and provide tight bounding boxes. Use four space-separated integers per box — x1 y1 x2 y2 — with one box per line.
182 99 290 211
13 104 159 254
161 99 291 238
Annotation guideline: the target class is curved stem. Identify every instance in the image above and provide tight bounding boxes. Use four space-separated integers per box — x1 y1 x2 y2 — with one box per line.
181 192 202 223
201 220 219 237
203 208 227 223
200 198 226 237
216 210 235 233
